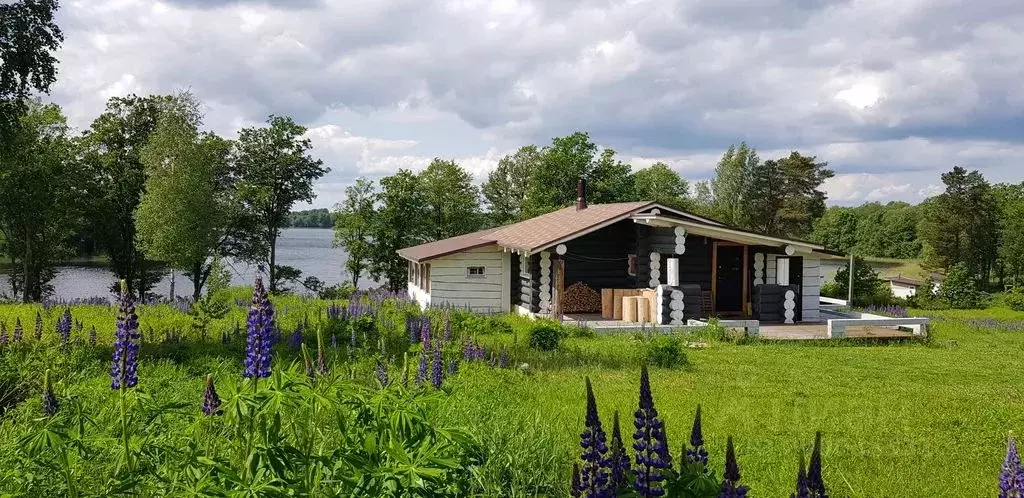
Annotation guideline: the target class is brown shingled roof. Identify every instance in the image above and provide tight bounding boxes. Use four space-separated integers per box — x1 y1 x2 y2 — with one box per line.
487 201 653 252
397 202 653 262
397 227 499 262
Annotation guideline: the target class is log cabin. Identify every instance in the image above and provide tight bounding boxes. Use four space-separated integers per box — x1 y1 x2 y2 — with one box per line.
398 180 846 326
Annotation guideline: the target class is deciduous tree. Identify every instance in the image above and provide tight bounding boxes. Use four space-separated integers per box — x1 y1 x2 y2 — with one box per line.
369 170 427 291
630 162 690 210
483 145 539 225
419 158 481 239
233 115 329 293
333 178 377 288
0 0 63 139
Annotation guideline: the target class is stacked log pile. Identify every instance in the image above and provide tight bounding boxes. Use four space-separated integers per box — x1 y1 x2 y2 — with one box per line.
561 282 602 313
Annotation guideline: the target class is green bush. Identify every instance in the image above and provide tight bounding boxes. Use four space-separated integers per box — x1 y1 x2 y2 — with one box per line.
644 335 689 368
939 263 984 309
528 323 563 351
1004 287 1024 312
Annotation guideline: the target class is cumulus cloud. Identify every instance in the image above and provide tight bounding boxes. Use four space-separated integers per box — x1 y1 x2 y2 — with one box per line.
43 0 1024 209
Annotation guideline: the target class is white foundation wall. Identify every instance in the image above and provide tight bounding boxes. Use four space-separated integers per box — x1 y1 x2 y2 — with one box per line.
428 246 510 313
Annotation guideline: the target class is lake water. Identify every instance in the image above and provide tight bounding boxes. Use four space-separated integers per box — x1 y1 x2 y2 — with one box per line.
0 228 372 301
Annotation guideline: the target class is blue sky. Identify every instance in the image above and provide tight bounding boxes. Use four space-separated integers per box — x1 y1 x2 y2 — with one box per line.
48 0 1024 209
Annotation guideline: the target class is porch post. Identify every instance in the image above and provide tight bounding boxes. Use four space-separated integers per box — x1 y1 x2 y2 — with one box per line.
648 252 660 288
539 251 552 314
753 252 765 285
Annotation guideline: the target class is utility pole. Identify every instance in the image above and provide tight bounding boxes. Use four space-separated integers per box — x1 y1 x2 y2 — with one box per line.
848 253 854 306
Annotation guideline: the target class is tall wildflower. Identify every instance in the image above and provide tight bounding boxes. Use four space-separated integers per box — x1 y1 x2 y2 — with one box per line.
807 432 827 498
110 283 141 390
499 347 508 368
12 318 22 342
42 369 58 416
719 436 748 497
443 312 451 343
0 322 7 345
791 453 810 498
1001 435 1024 498
202 374 222 416
633 365 671 497
431 345 444 389
34 311 42 341
578 377 610 497
301 343 315 379
88 326 97 346
316 329 329 376
376 361 390 388
447 358 458 375
571 463 583 498
608 411 631 494
57 307 72 346
243 277 274 379
416 351 428 385
288 323 304 350
685 405 709 466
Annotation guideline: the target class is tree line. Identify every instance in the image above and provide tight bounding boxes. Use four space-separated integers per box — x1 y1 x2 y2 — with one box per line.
285 209 333 228
334 135 834 291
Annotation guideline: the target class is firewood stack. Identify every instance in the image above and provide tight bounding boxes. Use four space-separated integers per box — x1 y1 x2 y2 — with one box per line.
561 282 603 313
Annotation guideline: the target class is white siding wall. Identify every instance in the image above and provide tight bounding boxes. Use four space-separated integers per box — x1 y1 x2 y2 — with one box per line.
891 282 917 299
429 246 509 313
802 255 821 322
408 281 430 308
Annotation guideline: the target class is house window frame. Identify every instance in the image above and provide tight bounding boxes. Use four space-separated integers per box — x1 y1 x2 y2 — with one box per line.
466 266 486 278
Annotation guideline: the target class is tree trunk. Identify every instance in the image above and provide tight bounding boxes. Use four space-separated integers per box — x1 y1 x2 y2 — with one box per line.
192 261 203 302
22 226 31 303
268 229 278 293
170 270 176 302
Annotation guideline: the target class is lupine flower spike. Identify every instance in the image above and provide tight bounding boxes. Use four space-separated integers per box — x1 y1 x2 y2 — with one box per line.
719 436 748 497
301 343 315 379
686 404 709 466
316 329 329 376
89 326 97 346
808 432 827 498
57 307 72 346
431 345 444 389
376 361 390 388
608 411 631 494
42 369 58 416
1001 434 1024 498
578 377 610 497
202 374 222 416
243 277 274 379
288 324 304 350
633 365 671 497
791 453 810 498
12 318 22 342
110 281 141 390
416 351 428 385
34 311 42 341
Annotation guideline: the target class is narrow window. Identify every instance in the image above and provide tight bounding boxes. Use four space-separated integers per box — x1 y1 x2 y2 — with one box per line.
467 266 486 278
627 254 637 276
776 257 790 286
424 264 431 292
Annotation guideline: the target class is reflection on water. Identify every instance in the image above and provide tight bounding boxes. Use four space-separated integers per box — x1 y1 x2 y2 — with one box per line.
0 228 375 301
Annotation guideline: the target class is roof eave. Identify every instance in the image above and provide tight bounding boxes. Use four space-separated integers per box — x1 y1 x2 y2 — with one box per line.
632 214 826 251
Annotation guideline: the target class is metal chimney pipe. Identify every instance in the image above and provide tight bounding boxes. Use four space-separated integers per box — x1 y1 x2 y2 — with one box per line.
577 177 588 210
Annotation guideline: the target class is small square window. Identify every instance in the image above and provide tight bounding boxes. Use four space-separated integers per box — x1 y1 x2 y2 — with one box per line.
467 266 486 278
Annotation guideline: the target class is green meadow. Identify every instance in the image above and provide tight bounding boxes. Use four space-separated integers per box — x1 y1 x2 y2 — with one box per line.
0 290 1020 496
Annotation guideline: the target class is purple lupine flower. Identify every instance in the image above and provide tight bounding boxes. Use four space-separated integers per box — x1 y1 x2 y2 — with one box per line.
608 411 631 494
316 344 329 377
443 312 451 343
202 374 222 416
447 359 458 375
56 308 72 346
579 377 611 497
34 311 42 341
42 369 58 416
110 283 141 390
633 365 671 497
431 345 444 389
88 326 96 346
1001 435 1024 498
719 436 748 498
301 344 315 379
326 303 342 320
686 405 709 466
499 347 508 368
12 318 22 343
420 317 431 351
808 432 827 498
288 324 304 350
571 463 583 498
791 454 810 498
416 351 428 385
407 315 420 344
376 361 390 388
462 340 474 361
243 277 274 379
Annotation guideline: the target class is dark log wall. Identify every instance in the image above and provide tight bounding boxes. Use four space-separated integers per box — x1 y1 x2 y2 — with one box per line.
510 251 521 305
562 220 635 290
752 283 798 323
677 235 713 291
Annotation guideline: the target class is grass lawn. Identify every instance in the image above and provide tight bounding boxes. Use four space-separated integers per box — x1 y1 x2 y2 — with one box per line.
447 310 1024 496
0 294 1020 496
